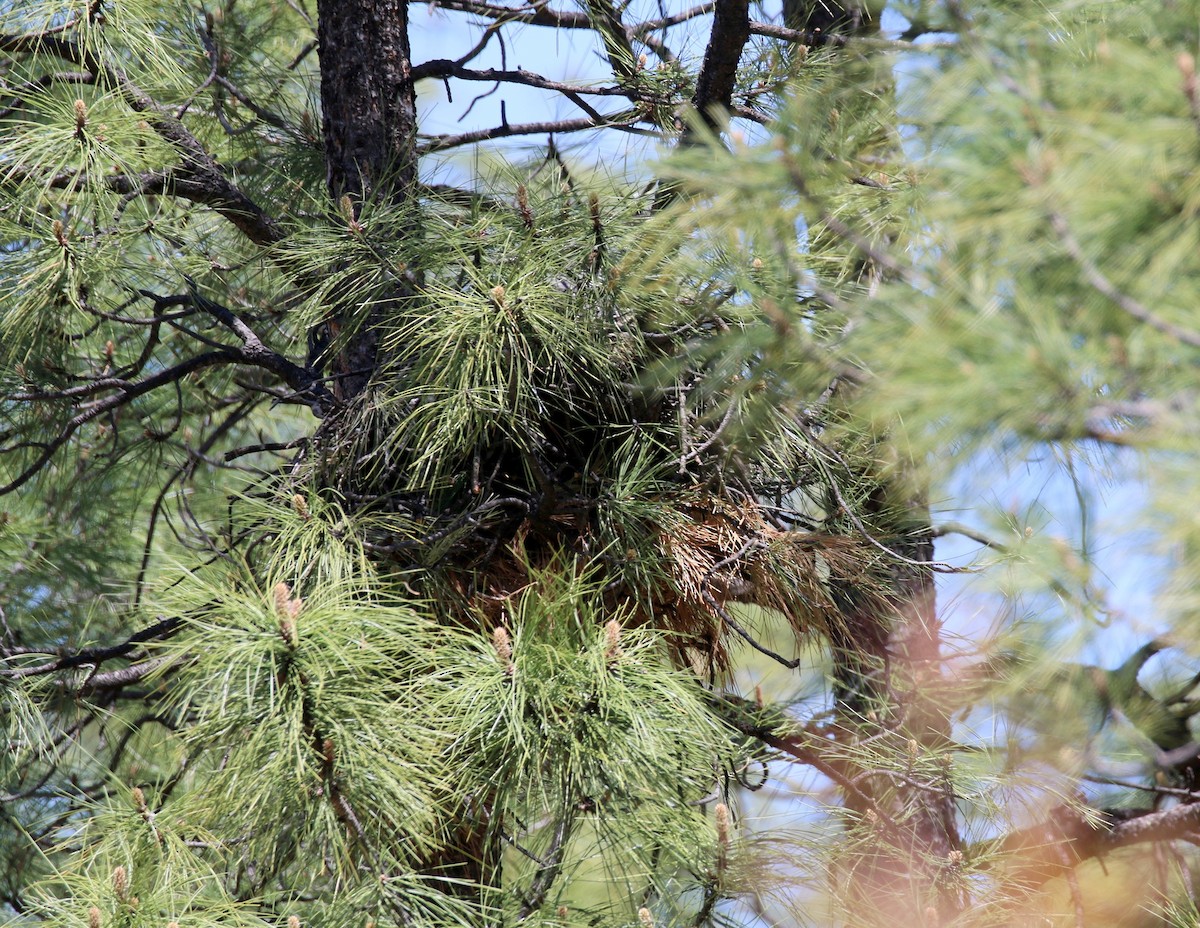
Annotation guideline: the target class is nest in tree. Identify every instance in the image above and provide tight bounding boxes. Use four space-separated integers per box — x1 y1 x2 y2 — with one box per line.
426 484 883 673
284 183 891 672
657 494 880 668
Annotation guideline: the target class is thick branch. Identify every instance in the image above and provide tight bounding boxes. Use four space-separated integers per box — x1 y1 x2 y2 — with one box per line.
82 655 177 692
186 284 333 410
584 0 638 89
999 802 1200 888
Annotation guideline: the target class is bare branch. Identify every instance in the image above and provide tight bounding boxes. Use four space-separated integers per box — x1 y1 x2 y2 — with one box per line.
706 692 902 833
516 807 576 920
423 0 592 28
0 616 183 679
420 110 652 153
412 62 667 104
998 802 1200 888
185 282 332 410
930 522 1004 550
0 70 95 119
82 655 177 692
641 3 715 32
0 350 243 497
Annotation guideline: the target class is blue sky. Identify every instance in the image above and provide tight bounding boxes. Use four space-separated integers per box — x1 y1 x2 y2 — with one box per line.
411 4 917 180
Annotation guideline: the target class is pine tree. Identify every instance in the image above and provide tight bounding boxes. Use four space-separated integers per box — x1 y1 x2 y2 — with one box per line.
5 1 1200 927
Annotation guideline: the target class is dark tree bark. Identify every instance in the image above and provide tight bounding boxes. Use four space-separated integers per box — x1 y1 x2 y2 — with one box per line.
317 0 418 204
689 0 750 135
315 0 419 401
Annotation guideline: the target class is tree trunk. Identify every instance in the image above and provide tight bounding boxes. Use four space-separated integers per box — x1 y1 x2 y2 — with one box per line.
315 0 418 401
834 483 962 925
317 0 417 203
792 3 963 921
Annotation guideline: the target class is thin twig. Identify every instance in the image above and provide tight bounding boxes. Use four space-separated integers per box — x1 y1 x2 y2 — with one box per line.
929 522 1004 550
0 616 183 678
516 807 576 920
1047 211 1200 349
701 589 802 669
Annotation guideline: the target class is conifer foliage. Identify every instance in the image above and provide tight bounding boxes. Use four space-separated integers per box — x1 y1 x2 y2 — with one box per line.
5 1 1200 927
